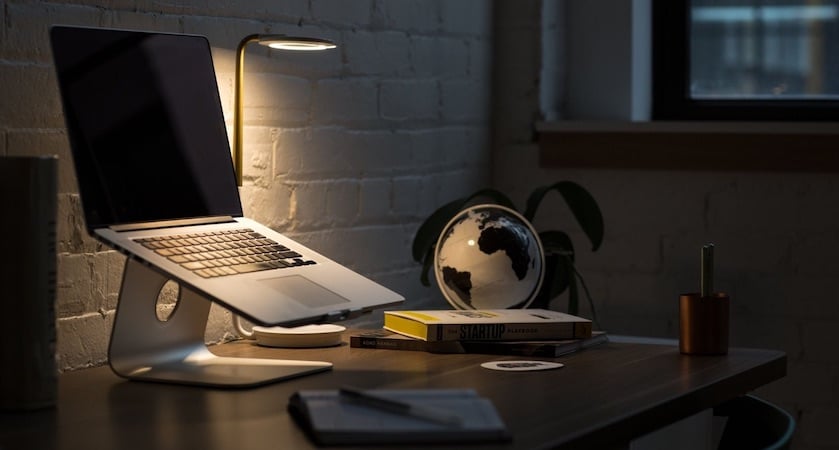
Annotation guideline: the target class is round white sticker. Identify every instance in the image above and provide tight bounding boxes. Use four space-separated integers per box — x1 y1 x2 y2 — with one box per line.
480 360 564 372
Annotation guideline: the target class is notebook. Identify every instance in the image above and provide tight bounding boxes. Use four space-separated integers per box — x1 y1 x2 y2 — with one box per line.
288 388 510 445
49 25 403 326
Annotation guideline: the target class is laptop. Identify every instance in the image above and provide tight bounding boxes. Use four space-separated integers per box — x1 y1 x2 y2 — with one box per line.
50 25 404 327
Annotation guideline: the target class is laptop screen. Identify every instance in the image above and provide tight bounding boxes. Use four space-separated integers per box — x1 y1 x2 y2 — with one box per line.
50 26 242 230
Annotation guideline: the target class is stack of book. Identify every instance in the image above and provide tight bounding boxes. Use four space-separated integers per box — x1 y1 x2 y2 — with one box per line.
350 309 607 358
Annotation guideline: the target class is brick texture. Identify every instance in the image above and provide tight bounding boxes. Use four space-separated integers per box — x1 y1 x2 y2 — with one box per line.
1 0 491 370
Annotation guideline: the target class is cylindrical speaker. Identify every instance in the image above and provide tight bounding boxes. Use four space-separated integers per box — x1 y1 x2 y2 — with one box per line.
0 155 58 410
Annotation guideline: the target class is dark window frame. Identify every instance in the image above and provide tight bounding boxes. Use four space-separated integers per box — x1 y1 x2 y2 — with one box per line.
651 0 839 121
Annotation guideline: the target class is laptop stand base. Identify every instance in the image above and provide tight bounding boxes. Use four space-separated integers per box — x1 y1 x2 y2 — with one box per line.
108 258 332 388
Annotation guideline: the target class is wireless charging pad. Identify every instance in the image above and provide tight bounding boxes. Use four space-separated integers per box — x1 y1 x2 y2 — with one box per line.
251 324 346 348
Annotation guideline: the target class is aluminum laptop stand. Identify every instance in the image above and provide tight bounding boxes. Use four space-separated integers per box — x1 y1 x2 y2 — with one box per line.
108 258 332 387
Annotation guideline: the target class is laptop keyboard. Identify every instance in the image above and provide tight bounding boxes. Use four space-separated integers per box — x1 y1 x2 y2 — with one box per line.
135 228 316 278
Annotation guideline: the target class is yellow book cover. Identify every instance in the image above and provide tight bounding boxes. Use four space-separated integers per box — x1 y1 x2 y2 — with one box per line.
383 309 592 342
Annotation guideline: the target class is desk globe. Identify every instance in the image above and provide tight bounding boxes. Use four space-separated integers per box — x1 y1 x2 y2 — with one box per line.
434 204 545 310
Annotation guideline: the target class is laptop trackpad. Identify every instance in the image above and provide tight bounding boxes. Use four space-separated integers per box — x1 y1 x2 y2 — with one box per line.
258 275 350 308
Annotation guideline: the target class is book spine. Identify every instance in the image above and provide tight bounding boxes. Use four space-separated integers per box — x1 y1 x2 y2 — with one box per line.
350 334 606 356
458 341 574 357
460 333 607 357
350 335 430 352
428 321 592 342
350 335 465 353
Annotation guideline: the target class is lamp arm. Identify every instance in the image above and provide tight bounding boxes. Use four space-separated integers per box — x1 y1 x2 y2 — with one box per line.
233 34 261 186
232 33 334 186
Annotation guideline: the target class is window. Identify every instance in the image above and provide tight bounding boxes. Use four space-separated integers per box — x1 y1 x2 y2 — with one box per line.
653 0 839 120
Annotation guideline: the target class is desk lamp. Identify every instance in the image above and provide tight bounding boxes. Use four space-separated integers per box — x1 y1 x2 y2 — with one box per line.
233 34 336 185
232 34 343 347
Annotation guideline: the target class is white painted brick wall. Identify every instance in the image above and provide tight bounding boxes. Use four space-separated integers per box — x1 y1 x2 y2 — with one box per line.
441 1 493 36
380 79 439 121
312 0 374 27
1 0 492 371
313 79 379 125
344 31 412 76
375 0 439 32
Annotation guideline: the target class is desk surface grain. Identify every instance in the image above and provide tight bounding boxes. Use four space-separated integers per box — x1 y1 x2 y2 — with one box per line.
0 337 785 450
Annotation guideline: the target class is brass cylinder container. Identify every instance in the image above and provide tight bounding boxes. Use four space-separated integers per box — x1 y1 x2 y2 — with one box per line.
679 292 729 355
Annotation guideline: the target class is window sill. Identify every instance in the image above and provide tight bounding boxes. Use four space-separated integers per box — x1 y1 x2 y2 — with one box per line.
536 120 839 172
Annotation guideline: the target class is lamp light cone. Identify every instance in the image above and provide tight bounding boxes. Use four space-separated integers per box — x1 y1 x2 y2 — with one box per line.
232 34 336 186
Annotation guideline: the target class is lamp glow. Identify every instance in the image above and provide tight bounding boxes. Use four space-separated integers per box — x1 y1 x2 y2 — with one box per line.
233 33 336 186
259 36 336 51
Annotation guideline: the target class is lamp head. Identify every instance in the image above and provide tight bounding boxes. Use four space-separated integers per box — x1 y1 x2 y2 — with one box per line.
256 35 336 51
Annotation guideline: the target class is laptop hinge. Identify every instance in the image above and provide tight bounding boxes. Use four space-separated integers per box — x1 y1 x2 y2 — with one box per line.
325 308 365 322
109 216 237 232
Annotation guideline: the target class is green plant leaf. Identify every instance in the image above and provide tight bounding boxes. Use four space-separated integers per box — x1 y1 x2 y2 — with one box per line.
567 267 579 315
538 230 575 261
538 230 574 300
541 253 571 301
538 232 579 313
420 246 434 287
573 264 600 329
524 181 604 252
411 188 517 263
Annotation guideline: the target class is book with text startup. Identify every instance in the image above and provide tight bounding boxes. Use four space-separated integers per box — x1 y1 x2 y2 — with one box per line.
351 329 608 356
383 309 592 342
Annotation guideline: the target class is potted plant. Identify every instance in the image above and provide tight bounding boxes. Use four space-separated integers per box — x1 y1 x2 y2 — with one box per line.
411 182 604 323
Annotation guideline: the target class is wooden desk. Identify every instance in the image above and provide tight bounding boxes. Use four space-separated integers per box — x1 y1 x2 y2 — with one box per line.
0 337 785 450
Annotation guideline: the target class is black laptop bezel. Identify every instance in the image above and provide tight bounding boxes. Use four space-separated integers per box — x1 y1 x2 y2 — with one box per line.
50 25 243 232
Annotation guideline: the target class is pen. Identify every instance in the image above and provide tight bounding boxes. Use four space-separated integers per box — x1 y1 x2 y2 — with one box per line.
338 387 464 428
701 243 714 298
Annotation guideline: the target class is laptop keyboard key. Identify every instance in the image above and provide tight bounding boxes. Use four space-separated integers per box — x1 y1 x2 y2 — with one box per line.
138 228 314 278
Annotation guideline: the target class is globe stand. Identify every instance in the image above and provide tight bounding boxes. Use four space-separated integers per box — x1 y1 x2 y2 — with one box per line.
108 258 332 388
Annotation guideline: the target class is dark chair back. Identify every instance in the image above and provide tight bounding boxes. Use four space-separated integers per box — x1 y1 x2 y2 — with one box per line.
714 395 795 450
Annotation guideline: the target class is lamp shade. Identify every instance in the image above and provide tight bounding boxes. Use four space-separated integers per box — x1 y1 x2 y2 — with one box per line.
256 35 336 51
